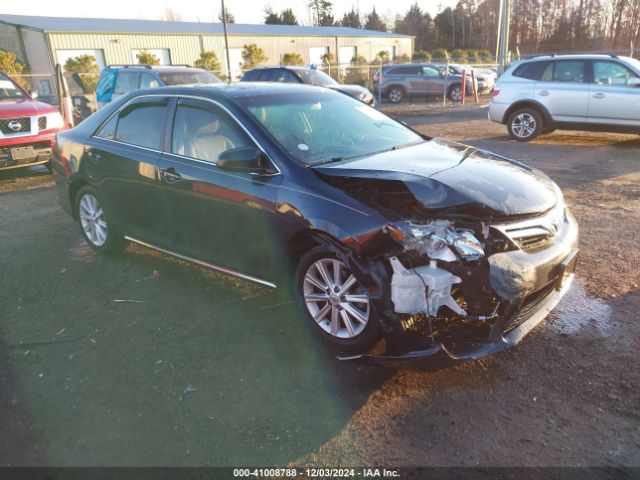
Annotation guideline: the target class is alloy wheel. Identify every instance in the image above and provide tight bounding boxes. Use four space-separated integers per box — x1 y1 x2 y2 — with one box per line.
450 86 462 102
511 113 537 139
302 258 370 339
388 89 403 103
79 193 108 247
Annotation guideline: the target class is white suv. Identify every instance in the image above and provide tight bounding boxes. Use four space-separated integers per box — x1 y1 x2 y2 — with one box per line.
489 54 640 141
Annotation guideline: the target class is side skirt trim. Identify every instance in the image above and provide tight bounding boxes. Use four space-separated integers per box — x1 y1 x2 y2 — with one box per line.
125 236 277 289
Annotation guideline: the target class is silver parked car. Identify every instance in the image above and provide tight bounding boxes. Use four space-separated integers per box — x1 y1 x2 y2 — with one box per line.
489 54 640 141
373 64 475 103
440 64 494 93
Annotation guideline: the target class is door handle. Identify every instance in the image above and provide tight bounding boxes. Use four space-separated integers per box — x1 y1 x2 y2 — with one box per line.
592 93 606 99
160 167 181 182
538 90 550 96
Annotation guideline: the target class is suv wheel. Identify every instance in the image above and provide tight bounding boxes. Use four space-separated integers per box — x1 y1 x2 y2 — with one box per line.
448 84 463 102
295 246 380 353
507 108 543 142
387 87 405 103
76 186 124 253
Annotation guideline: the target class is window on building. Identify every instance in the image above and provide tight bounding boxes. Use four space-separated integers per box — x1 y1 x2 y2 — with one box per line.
131 49 171 65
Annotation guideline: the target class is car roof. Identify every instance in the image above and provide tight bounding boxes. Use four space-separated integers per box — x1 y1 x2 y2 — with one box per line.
127 82 332 99
383 63 436 69
104 65 207 73
519 54 633 62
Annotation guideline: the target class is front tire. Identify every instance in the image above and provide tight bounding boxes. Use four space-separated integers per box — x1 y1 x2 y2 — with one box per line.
387 86 405 103
507 108 543 141
448 84 463 102
295 246 380 353
75 186 124 253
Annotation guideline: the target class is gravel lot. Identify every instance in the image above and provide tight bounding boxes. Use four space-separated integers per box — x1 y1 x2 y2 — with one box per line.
0 105 638 467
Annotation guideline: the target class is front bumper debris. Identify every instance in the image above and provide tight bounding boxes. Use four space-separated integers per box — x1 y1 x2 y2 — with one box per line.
339 207 579 369
339 268 575 369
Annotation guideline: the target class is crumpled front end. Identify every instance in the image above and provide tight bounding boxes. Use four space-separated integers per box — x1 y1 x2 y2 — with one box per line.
337 201 579 369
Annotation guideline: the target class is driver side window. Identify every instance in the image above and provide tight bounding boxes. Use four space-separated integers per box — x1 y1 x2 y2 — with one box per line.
593 61 638 87
171 101 252 164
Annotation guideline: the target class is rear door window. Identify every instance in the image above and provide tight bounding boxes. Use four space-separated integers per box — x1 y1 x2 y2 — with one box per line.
114 71 139 94
139 72 160 89
388 66 422 75
114 98 169 149
551 61 586 83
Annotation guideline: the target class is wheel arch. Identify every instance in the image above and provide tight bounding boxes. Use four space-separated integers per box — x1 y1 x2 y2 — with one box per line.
503 100 553 126
68 179 90 221
286 229 347 270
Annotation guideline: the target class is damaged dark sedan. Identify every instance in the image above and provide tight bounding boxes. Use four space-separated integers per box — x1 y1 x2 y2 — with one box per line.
52 83 578 368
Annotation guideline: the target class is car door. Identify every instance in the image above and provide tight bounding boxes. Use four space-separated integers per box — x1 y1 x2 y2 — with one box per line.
83 96 169 244
587 60 640 127
403 66 426 96
534 60 589 123
156 97 282 281
421 66 444 95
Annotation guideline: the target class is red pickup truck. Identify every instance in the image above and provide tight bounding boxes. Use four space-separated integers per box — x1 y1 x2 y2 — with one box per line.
0 71 66 172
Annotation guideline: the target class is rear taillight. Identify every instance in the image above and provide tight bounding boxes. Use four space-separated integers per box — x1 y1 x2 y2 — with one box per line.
492 87 500 97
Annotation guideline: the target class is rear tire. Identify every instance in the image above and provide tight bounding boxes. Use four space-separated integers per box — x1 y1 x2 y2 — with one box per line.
295 246 380 353
75 186 124 253
507 108 543 142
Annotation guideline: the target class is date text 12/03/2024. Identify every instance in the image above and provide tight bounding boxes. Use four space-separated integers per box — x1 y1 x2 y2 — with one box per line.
232 468 401 477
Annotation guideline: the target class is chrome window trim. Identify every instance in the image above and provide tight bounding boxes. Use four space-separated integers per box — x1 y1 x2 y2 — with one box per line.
92 92 282 176
125 236 277 289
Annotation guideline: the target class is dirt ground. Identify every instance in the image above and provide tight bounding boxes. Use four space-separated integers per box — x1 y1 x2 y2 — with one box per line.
0 106 638 468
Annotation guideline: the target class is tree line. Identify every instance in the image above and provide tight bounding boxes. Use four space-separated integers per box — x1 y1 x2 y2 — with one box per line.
283 1 640 56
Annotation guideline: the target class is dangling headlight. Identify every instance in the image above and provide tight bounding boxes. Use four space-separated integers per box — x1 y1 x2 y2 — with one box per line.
388 221 485 262
445 230 485 261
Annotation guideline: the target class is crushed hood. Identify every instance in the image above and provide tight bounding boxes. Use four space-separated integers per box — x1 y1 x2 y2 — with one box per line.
313 139 559 219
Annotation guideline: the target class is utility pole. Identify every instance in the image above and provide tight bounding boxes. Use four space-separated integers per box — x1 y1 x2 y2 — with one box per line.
496 0 510 74
221 0 231 83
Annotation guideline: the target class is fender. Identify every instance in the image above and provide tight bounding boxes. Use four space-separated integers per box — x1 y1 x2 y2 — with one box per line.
503 100 554 126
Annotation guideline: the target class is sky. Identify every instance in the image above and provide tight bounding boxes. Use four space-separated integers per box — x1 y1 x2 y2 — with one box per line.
2 0 458 27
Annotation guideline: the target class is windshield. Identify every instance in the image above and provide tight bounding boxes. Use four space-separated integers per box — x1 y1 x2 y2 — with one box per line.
158 71 222 85
0 74 25 100
239 90 425 165
297 69 338 87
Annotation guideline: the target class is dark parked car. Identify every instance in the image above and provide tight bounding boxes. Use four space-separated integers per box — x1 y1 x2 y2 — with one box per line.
52 83 578 367
373 63 477 103
241 66 375 106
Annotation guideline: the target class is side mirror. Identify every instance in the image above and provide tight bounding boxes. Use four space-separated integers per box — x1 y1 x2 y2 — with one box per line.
628 77 640 87
29 89 38 100
217 147 265 172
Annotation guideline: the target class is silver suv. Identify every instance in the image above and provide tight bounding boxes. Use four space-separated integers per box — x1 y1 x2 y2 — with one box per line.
489 54 640 141
373 64 477 103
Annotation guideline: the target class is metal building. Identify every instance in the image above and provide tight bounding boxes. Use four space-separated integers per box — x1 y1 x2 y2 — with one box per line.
0 14 413 92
